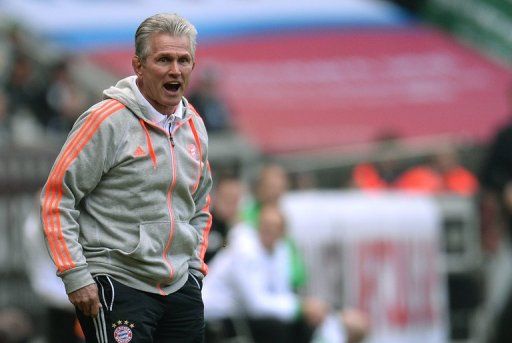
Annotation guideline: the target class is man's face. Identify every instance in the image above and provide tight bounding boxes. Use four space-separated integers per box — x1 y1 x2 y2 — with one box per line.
258 208 285 251
213 180 243 224
132 33 195 115
256 166 289 205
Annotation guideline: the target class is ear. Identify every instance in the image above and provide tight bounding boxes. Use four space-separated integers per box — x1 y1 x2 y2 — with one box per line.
132 55 142 77
192 61 196 71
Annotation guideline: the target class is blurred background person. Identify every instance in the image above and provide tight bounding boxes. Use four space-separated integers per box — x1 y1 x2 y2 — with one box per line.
2 53 47 138
351 132 478 195
243 163 307 292
204 172 245 264
0 90 9 138
0 24 28 84
204 204 368 343
187 67 232 133
22 191 84 343
479 114 512 343
0 307 34 343
396 145 479 195
45 58 89 133
349 132 405 191
429 145 479 196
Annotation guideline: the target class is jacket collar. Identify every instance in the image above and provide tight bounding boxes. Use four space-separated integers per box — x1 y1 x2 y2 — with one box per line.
103 76 192 125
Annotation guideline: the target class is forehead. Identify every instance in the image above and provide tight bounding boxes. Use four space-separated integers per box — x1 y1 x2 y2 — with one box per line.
148 33 191 56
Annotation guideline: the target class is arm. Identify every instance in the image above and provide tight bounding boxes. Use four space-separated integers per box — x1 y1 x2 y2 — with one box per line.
40 100 123 315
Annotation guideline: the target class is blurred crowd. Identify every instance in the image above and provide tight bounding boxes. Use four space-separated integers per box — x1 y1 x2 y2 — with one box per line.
0 25 90 145
0 25 233 148
1 18 512 343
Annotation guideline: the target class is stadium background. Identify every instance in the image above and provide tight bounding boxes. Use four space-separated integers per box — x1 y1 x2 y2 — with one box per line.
0 0 510 342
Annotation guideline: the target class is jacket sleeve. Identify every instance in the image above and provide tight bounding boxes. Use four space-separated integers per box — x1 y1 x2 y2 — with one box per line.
40 100 123 294
188 128 213 278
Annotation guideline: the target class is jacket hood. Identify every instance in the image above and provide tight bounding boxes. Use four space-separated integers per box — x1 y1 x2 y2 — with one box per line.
103 75 193 123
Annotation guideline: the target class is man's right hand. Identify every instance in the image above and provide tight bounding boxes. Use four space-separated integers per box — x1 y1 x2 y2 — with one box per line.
68 283 102 317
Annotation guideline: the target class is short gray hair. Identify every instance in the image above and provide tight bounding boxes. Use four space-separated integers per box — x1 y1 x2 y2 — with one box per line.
135 13 198 62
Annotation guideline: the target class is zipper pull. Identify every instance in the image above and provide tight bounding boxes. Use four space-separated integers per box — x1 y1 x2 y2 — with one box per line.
168 123 175 147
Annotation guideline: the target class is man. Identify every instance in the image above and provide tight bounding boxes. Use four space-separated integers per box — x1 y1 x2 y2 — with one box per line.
40 13 212 342
480 116 512 343
204 204 329 342
243 163 307 291
187 67 232 133
204 204 369 343
204 173 244 263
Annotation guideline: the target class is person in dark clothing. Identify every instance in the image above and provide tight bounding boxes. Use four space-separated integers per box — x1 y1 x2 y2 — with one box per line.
480 118 512 343
3 53 51 127
204 174 244 263
187 67 232 132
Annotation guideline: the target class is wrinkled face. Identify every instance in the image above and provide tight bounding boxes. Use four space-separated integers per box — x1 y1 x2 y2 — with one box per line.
132 33 195 115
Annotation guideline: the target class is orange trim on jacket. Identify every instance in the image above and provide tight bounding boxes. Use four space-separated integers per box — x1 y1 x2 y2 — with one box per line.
42 100 124 272
188 116 203 194
198 162 213 274
157 134 179 295
139 119 158 169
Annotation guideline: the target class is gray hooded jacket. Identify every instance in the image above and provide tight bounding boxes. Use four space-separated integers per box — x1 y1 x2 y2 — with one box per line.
40 76 212 295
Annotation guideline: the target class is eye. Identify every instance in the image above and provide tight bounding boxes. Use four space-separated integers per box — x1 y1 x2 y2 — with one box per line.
179 57 191 65
158 56 170 63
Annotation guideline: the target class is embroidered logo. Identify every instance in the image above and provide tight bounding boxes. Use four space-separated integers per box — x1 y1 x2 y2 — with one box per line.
133 145 146 158
112 320 135 343
187 143 198 160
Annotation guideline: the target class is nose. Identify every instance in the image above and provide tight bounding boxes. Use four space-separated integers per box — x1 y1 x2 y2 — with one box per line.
168 61 180 76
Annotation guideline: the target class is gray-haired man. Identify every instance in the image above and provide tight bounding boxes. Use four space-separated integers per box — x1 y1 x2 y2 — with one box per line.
40 13 212 342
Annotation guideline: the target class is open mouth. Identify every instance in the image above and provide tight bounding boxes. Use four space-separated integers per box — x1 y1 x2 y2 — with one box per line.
164 82 181 92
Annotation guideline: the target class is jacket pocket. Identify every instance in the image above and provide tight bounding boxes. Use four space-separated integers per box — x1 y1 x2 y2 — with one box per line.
97 222 171 281
158 221 200 279
127 221 170 261
171 221 200 258
101 221 199 282
128 221 199 277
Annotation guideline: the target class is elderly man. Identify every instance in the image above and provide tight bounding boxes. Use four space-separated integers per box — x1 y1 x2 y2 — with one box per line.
40 13 212 342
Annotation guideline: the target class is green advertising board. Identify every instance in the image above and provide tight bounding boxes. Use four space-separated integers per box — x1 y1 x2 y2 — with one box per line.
422 0 512 66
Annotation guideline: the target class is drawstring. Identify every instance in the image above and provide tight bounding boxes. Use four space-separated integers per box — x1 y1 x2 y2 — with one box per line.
139 119 157 169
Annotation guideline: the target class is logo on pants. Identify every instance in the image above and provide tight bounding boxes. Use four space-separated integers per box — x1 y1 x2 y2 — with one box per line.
113 320 135 343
